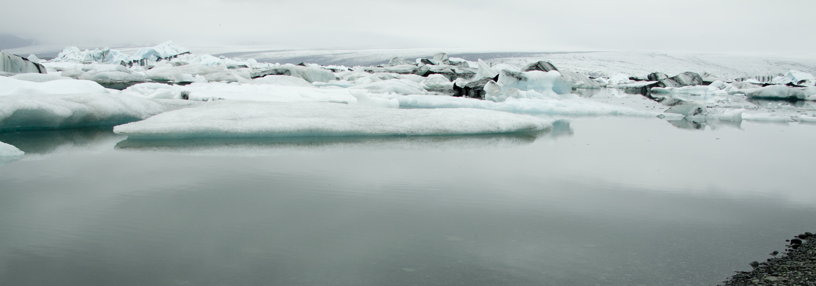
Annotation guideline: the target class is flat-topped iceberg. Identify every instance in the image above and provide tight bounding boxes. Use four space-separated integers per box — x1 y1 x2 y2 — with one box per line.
0 76 181 131
395 94 657 117
113 102 551 139
123 81 358 103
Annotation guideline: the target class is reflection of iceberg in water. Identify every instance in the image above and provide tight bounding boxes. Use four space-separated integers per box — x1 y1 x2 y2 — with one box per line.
666 118 743 131
0 119 576 156
0 128 124 154
115 121 573 153
116 133 538 152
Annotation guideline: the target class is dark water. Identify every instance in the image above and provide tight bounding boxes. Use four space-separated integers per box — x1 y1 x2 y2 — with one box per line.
1 118 815 286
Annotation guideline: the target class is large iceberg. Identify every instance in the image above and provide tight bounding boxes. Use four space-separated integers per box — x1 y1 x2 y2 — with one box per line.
131 41 190 62
0 76 181 131
113 102 552 139
1 52 47 74
53 47 132 64
54 42 190 65
744 85 816 101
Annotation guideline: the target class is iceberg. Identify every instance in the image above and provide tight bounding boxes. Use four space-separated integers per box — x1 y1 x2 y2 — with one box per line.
395 94 657 117
745 85 816 101
53 47 131 64
1 52 47 74
10 73 72 82
773 70 815 86
124 82 358 103
53 42 190 65
251 75 312 87
251 64 336 83
113 102 552 139
131 41 190 62
0 77 179 131
650 85 730 104
485 70 572 102
0 141 24 157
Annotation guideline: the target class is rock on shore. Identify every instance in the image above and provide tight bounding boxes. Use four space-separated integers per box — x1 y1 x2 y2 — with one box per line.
722 232 816 286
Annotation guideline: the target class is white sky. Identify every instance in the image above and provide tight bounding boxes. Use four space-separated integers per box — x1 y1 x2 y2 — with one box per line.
2 0 815 55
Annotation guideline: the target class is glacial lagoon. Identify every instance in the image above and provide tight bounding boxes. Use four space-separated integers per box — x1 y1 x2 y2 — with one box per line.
2 117 815 286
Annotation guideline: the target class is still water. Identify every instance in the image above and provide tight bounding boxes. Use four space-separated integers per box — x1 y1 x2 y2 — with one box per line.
1 117 815 286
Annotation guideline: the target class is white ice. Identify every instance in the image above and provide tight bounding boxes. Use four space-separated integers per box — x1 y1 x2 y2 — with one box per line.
773 70 815 86
485 71 573 102
113 102 552 139
394 94 657 117
123 81 358 103
744 85 816 101
0 141 24 157
0 76 180 131
131 41 190 62
1 52 43 74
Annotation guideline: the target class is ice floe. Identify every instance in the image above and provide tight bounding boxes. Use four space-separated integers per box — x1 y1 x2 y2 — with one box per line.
113 102 551 140
0 76 182 131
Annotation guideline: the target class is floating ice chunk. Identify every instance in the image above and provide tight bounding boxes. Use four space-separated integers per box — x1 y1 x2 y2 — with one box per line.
744 85 816 100
132 41 190 62
144 82 359 103
422 74 454 93
10 73 72 82
0 77 177 131
0 76 108 95
485 70 572 102
741 112 797 123
143 64 210 83
665 102 706 117
651 85 729 104
0 141 24 157
599 73 634 86
349 79 427 95
113 102 552 139
395 94 656 117
250 75 312 87
1 52 47 74
773 70 815 86
54 47 131 64
474 59 499 79
560 71 600 89
79 70 147 85
122 83 186 99
252 64 335 83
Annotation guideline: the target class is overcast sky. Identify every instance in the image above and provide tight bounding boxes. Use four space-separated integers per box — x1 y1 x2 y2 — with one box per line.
2 0 814 55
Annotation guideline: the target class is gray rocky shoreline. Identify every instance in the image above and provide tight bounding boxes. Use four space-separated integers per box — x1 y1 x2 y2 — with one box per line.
722 232 815 286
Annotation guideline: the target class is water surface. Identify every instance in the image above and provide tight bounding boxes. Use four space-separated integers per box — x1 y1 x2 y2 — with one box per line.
1 117 815 286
